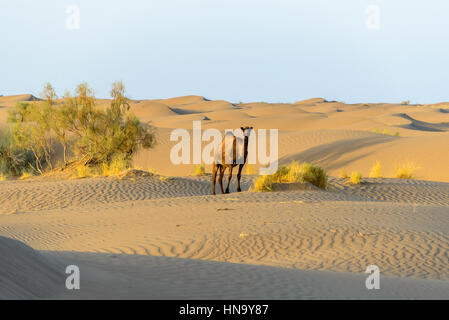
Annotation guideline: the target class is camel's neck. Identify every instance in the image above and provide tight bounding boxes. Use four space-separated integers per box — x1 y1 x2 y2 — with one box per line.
243 135 249 162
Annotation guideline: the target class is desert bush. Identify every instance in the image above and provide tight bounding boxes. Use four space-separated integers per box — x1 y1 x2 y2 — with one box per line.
349 171 362 184
272 161 327 188
369 161 382 178
0 130 36 177
395 161 420 179
299 163 328 189
64 82 156 165
252 161 328 192
7 101 53 173
6 81 156 176
192 164 206 176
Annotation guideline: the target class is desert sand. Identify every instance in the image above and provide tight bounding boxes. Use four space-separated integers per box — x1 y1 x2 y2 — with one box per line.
0 95 448 299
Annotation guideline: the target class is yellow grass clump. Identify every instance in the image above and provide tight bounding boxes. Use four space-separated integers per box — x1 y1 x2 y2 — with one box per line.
102 158 129 177
373 129 400 137
147 167 158 175
395 161 420 179
72 165 94 179
252 175 274 192
192 164 206 176
246 164 256 175
252 161 328 192
0 173 7 181
349 171 362 185
369 161 383 178
19 171 34 180
159 175 173 182
339 169 348 179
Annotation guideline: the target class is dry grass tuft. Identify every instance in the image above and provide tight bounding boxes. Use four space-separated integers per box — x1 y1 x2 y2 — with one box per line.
395 161 420 179
102 158 129 177
192 164 206 176
369 161 383 178
373 129 400 137
246 164 256 175
252 161 327 192
349 171 362 185
339 169 348 179
19 171 34 180
252 175 275 192
72 165 94 179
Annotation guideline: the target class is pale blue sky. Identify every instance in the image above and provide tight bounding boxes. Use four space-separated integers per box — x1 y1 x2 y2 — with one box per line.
1 0 449 103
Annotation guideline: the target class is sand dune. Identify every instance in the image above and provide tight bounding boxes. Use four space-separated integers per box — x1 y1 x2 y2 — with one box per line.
0 236 64 299
0 94 40 126
1 94 449 299
130 101 177 119
3 243 449 299
0 94 39 105
0 174 448 299
154 95 207 106
394 113 449 132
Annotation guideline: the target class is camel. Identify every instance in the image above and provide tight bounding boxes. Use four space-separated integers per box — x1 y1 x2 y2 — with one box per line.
212 126 253 195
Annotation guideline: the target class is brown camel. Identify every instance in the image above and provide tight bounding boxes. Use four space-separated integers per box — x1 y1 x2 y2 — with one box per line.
212 126 253 195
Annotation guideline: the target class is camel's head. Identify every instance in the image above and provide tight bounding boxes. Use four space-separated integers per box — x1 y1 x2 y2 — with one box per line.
240 126 253 137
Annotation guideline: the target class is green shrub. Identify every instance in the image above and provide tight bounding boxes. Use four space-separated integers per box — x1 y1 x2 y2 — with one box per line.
0 130 36 177
63 81 156 165
6 81 156 176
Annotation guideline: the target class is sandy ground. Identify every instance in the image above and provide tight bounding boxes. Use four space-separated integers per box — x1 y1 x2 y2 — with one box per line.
0 95 448 299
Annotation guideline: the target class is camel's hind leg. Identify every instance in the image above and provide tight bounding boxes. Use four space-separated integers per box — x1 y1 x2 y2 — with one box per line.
218 166 225 194
212 163 219 195
236 164 244 192
225 166 234 193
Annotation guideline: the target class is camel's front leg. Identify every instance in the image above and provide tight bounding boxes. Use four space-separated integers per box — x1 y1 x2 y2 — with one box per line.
212 164 218 195
225 166 234 193
218 166 225 194
236 164 244 192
